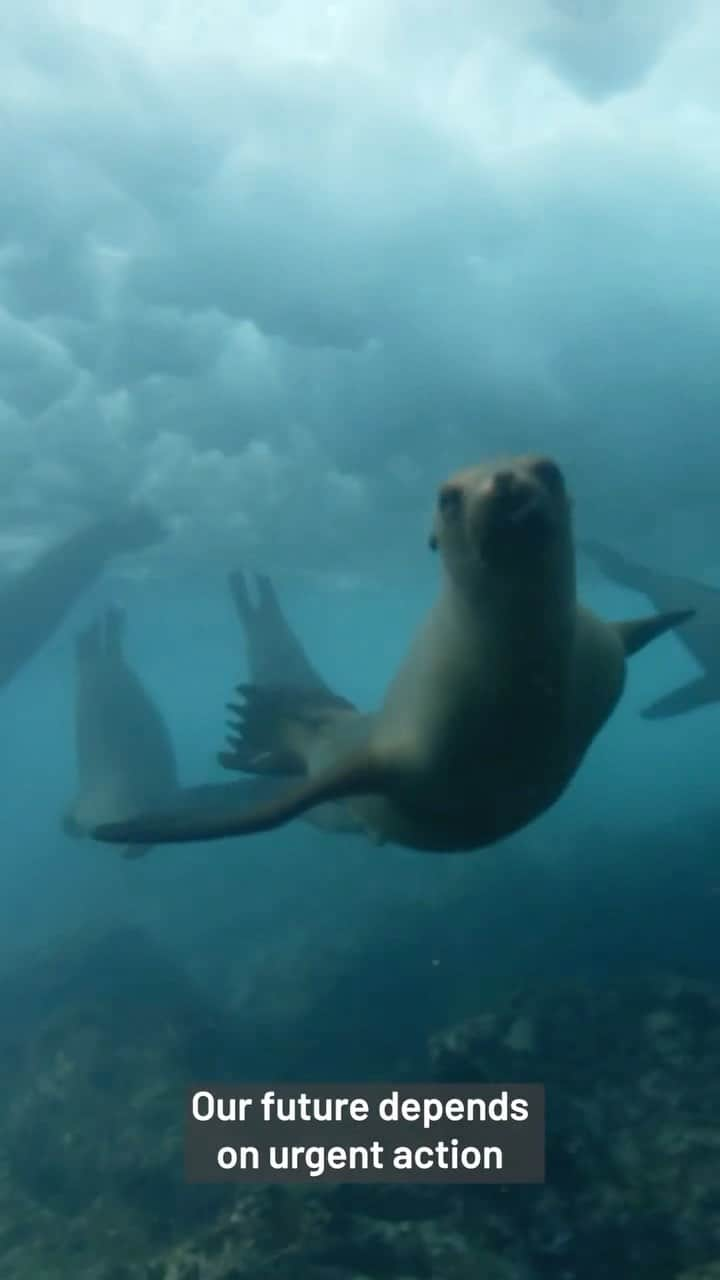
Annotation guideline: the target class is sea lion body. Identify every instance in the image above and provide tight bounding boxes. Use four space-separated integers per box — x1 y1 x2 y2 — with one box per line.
92 455 693 853
0 505 164 690
332 602 625 852
66 608 178 852
264 473 627 851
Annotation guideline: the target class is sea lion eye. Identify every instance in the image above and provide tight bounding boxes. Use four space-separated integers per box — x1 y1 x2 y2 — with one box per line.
531 458 563 492
438 484 463 518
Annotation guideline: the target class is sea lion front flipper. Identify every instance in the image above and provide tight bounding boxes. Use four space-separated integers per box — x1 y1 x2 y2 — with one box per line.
614 609 695 656
641 675 720 720
91 748 388 847
221 682 357 777
172 778 289 811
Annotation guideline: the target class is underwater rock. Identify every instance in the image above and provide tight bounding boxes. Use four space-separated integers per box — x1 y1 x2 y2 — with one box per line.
133 1183 520 1280
430 975 720 1279
0 926 244 1276
1 928 720 1280
675 1265 720 1280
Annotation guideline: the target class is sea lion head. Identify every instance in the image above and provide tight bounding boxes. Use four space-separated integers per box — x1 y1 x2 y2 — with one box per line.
429 454 573 590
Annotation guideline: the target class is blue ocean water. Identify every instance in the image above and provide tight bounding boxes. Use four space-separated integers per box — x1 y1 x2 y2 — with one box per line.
2 3 720 1275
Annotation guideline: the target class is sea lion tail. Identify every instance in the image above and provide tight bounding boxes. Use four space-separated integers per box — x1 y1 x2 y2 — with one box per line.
614 609 695 657
91 748 385 847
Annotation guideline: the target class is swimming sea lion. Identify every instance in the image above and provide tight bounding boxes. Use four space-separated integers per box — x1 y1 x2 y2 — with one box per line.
92 455 694 853
0 505 165 690
582 539 720 718
64 606 180 859
69 572 359 860
64 598 302 860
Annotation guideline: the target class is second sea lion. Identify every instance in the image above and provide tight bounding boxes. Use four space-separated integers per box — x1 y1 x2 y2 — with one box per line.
64 606 180 860
582 539 720 718
0 505 165 690
71 572 361 860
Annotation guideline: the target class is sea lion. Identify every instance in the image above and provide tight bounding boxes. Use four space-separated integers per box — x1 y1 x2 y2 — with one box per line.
92 455 694 853
67 573 357 860
64 606 180 860
64 599 297 860
0 505 165 690
582 539 720 718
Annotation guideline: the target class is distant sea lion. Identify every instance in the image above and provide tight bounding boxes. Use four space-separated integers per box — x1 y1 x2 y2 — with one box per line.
92 455 693 853
0 505 165 690
67 572 356 860
64 607 180 860
582 540 720 718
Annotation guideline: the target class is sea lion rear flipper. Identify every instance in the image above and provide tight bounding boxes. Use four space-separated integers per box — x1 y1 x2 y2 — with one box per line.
641 675 720 719
229 569 334 694
103 606 127 656
75 618 103 664
228 569 254 626
614 609 695 656
76 607 126 665
91 748 387 847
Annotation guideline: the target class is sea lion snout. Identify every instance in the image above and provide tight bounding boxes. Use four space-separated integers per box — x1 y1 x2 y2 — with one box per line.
476 468 541 533
481 469 515 497
482 457 564 505
480 468 537 519
480 456 568 536
429 482 464 549
529 456 565 494
438 468 533 525
429 454 569 561
438 483 464 517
